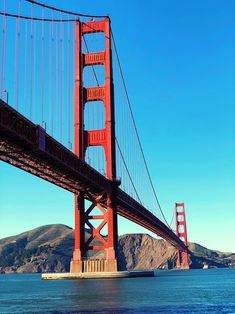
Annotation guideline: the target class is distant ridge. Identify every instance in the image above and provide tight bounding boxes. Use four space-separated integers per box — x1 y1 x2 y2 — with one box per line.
0 224 234 273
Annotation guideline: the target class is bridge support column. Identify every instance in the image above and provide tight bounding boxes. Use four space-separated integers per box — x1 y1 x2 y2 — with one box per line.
71 17 118 273
177 250 189 269
175 203 189 269
70 191 118 273
70 193 85 273
104 193 118 271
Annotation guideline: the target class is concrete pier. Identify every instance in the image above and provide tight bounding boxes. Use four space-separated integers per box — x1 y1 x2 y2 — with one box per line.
41 270 154 280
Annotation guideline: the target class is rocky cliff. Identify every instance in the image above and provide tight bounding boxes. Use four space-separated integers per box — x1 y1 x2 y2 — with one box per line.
0 224 234 273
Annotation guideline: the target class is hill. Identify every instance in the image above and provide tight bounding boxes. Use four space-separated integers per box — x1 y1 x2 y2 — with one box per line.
0 224 234 273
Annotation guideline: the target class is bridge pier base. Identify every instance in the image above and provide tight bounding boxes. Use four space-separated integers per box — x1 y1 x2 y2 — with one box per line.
176 250 189 269
70 243 117 273
104 259 117 272
70 191 118 274
42 270 154 280
70 260 83 273
70 259 117 273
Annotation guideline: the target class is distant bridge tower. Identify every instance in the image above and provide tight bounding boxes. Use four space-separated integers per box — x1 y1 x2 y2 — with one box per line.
70 17 119 273
175 203 189 269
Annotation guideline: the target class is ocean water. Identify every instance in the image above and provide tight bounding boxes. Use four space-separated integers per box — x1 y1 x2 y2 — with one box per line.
0 268 235 313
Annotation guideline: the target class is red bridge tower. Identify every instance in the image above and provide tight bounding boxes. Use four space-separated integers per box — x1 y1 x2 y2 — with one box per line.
175 203 189 269
70 18 118 273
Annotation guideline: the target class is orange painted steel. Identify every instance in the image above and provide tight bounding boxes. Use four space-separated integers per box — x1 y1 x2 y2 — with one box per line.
72 18 118 271
175 203 189 269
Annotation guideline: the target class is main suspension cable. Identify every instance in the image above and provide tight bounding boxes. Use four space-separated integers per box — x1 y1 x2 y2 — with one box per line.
0 12 77 22
169 209 176 230
25 0 107 18
115 139 141 203
110 28 171 228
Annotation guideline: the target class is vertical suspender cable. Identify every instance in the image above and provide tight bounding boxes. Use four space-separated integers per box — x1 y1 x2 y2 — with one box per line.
23 20 28 116
82 36 89 163
98 145 100 173
1 0 7 100
60 12 64 143
67 15 71 149
60 13 62 142
29 4 33 120
14 0 21 110
41 7 45 127
115 138 141 203
50 10 54 136
55 21 58 138
33 19 37 121
92 35 95 169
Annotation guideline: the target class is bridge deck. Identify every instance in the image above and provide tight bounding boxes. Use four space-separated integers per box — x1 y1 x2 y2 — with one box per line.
0 100 187 252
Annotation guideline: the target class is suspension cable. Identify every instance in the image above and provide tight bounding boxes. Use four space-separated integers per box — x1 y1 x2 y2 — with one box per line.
169 209 176 230
60 12 64 143
14 0 21 110
110 28 171 228
29 3 33 120
33 18 37 121
1 0 7 100
25 0 107 18
23 19 28 116
50 10 54 136
67 14 71 149
41 7 45 126
115 139 141 203
0 12 77 22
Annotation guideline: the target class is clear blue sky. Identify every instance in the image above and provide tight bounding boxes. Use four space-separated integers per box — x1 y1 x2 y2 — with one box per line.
0 0 234 252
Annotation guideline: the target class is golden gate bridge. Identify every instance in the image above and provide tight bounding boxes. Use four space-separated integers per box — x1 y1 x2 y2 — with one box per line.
0 0 189 273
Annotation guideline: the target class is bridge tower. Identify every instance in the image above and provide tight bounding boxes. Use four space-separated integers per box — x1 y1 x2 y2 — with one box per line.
70 17 119 273
175 203 189 269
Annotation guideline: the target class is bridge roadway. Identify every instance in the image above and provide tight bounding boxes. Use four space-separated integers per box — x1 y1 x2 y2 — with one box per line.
0 100 187 252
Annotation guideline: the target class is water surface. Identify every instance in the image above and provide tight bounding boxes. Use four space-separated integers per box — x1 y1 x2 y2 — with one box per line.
0 268 235 313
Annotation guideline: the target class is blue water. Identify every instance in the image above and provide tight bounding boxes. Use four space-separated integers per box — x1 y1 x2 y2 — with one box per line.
0 269 235 313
